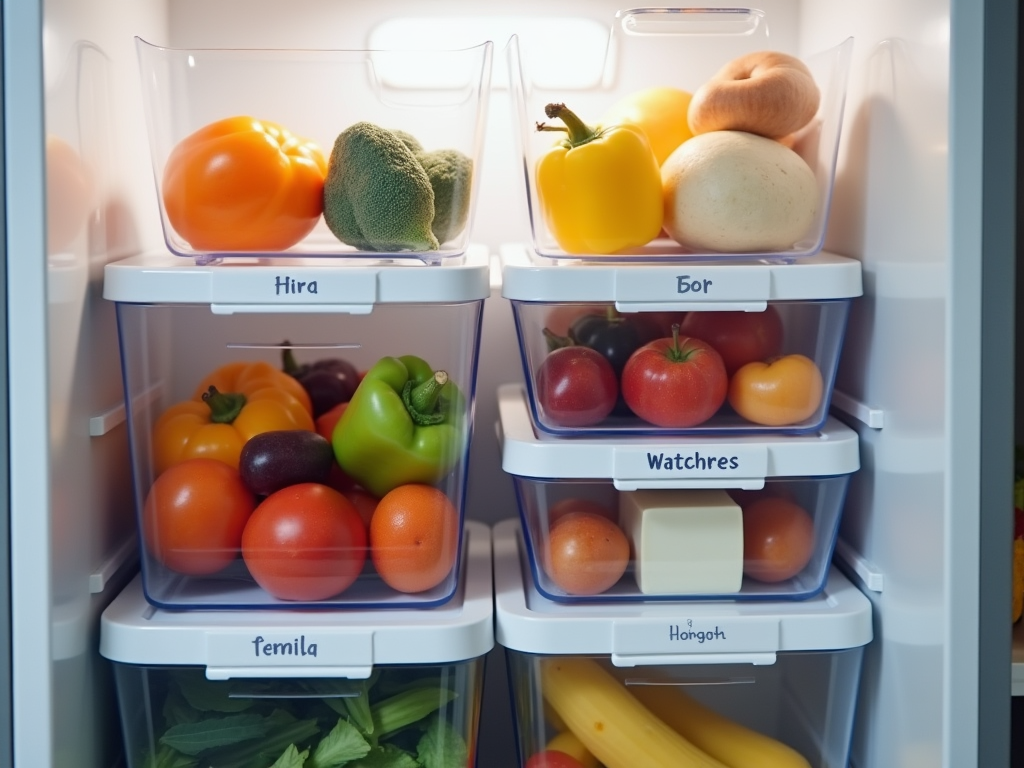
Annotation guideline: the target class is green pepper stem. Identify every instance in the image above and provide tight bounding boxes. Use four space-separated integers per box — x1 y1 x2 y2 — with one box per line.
540 103 602 148
402 372 450 427
201 386 247 424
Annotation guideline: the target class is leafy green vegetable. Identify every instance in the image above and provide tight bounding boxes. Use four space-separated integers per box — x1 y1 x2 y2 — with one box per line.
141 744 198 768
416 715 468 768
160 713 267 755
163 687 201 729
306 718 372 767
203 714 320 768
371 687 457 739
270 744 310 768
175 671 254 713
347 744 422 768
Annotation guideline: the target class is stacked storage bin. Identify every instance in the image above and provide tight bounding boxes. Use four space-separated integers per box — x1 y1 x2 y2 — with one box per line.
495 9 873 768
99 38 496 767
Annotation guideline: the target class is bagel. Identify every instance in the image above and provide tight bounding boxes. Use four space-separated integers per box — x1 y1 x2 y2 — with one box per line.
688 51 820 140
661 130 818 253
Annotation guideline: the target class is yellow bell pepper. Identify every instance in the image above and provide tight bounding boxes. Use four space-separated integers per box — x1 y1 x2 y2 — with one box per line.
535 102 663 255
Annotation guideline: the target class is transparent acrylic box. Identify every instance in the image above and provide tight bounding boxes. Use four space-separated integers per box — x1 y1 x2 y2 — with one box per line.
136 38 493 263
107 253 487 610
508 8 854 261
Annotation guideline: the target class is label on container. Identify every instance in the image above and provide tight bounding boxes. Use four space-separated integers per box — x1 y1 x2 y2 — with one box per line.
207 630 374 669
613 444 768 481
613 616 780 656
614 267 770 303
211 269 378 304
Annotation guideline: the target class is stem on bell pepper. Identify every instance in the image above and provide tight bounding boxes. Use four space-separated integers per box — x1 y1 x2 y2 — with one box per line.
536 103 603 149
280 341 302 376
201 385 247 424
402 371 449 427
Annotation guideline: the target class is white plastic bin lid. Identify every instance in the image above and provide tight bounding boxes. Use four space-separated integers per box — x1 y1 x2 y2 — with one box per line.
99 522 494 679
499 243 863 311
493 519 872 666
497 383 860 489
103 245 491 312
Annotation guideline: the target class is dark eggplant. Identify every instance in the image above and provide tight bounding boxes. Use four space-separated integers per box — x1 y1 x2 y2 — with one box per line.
239 430 334 496
281 343 360 417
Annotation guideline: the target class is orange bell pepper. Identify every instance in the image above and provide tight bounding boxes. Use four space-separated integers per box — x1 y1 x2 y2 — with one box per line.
161 116 327 252
192 360 313 417
153 385 314 475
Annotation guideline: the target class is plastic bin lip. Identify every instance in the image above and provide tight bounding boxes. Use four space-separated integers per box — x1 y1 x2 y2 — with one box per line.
136 35 495 55
497 383 861 483
498 243 863 304
99 521 494 672
102 245 492 306
493 518 873 659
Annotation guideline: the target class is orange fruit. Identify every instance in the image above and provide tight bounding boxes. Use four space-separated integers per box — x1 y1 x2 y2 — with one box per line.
742 497 815 582
547 497 618 529
370 484 460 593
543 511 629 595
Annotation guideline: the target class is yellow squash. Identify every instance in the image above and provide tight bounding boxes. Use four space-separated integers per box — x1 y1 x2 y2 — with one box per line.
535 102 663 255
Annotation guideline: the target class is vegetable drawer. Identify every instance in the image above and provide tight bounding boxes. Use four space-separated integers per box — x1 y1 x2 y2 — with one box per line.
103 250 488 610
502 245 861 437
510 7 853 262
493 518 872 768
497 383 859 603
136 38 492 264
100 521 494 768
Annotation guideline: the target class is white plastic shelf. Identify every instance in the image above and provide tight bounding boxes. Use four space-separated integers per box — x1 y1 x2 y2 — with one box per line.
103 245 491 310
493 518 873 666
497 383 860 489
99 522 494 679
499 244 863 311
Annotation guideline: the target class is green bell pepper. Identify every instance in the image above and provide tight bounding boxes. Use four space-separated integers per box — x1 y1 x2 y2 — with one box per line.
331 355 467 498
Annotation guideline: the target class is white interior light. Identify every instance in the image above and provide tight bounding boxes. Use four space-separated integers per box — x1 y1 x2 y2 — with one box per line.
368 16 609 90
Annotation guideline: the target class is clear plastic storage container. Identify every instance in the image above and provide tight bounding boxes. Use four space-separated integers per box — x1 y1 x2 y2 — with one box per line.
136 38 492 263
101 521 494 768
103 250 489 610
509 7 854 261
497 383 859 602
502 245 861 437
493 518 872 768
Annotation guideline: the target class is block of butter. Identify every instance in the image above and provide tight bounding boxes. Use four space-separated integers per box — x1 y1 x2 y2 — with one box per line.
619 489 743 595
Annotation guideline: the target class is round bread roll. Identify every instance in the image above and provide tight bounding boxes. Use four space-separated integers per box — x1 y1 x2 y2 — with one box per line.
662 130 818 253
688 51 820 139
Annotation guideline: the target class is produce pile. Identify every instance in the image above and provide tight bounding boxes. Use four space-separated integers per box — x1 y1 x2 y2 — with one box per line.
533 50 823 255
144 349 468 602
535 305 823 430
524 656 812 768
133 665 472 768
161 117 472 253
536 490 815 597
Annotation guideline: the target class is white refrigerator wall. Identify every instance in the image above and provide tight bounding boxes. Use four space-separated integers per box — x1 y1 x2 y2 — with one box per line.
10 0 1003 767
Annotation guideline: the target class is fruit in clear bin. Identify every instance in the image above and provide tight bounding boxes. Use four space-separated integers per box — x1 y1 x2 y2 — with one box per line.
281 343 360 418
142 458 257 576
238 429 334 496
679 306 784 376
161 116 326 252
728 354 824 426
621 326 728 428
741 497 815 582
241 482 367 601
370 484 460 593
601 85 695 165
568 308 654 377
536 346 618 428
547 497 618 529
525 750 588 768
546 731 600 768
542 511 629 595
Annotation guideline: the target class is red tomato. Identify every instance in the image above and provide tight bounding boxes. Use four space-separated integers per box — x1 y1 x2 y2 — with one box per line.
679 306 784 375
543 511 629 595
142 458 257 575
742 497 816 582
620 330 727 428
536 346 618 428
343 487 380 530
728 354 824 426
241 483 367 601
525 750 587 768
547 497 618 528
315 401 348 442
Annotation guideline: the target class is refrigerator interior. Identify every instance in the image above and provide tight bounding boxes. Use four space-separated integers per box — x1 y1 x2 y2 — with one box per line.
9 0 1015 766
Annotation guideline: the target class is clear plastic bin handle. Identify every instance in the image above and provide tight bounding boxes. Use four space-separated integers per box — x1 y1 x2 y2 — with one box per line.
611 653 778 667
617 8 766 37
